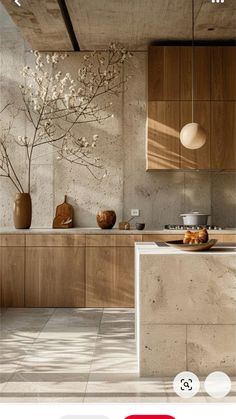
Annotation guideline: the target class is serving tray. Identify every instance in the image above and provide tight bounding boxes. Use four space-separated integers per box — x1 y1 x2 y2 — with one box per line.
165 239 217 251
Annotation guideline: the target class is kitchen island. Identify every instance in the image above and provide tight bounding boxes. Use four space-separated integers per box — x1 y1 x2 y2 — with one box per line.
135 242 236 377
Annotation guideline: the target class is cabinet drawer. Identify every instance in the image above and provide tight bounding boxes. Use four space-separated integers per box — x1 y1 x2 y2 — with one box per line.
86 234 142 247
26 234 85 247
210 234 236 243
115 235 142 247
86 235 115 247
142 234 183 242
0 234 25 247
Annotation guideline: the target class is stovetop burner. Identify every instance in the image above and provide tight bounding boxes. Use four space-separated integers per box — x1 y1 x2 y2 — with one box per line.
164 224 223 230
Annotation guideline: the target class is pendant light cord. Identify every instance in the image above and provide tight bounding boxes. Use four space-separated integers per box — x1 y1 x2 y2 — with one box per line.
192 0 194 122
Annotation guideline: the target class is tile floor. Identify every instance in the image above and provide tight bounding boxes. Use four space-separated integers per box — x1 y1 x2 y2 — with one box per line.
0 308 235 403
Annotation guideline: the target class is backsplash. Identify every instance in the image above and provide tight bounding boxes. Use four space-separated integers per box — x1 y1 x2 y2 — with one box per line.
0 4 236 229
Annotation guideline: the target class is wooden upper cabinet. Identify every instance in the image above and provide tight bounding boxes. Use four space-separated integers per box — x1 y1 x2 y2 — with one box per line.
211 102 236 170
149 46 211 101
148 46 180 100
147 45 236 171
147 101 180 170
211 47 236 100
180 47 211 100
180 101 211 169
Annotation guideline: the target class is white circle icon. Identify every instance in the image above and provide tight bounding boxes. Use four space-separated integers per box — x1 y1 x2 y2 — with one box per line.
173 371 200 398
204 371 231 398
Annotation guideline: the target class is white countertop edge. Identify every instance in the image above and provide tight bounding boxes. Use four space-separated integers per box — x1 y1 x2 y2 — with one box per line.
135 242 236 255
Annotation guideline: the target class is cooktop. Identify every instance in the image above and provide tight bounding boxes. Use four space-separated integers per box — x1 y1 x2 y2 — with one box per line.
164 224 223 230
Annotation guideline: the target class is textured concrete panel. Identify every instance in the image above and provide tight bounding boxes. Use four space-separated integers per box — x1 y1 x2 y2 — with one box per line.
31 164 54 227
139 253 236 325
188 325 236 375
183 172 211 219
140 324 186 376
53 53 123 228
211 172 236 228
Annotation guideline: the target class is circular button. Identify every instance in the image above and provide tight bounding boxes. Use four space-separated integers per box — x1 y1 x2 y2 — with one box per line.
173 371 200 398
204 371 231 398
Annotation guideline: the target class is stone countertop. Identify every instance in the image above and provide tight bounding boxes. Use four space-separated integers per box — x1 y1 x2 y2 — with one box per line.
0 227 236 235
135 242 236 255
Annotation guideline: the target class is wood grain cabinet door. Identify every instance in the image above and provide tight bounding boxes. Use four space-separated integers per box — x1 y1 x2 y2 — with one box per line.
25 247 85 307
0 247 25 307
211 102 236 170
211 47 236 100
180 101 211 169
180 47 211 100
148 46 180 101
86 247 134 308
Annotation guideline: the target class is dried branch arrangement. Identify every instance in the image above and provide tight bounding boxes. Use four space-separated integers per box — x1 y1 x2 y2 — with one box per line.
0 43 131 193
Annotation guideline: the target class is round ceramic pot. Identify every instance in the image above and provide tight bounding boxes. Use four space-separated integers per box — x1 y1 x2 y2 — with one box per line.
180 212 210 226
96 210 116 229
13 193 32 229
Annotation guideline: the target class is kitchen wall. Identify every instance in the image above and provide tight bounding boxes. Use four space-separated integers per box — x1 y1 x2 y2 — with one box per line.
0 4 236 229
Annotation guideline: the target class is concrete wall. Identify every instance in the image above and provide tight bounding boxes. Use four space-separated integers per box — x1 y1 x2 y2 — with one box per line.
0 4 236 229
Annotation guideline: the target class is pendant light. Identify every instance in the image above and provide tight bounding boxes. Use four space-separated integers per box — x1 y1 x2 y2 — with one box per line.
180 0 206 150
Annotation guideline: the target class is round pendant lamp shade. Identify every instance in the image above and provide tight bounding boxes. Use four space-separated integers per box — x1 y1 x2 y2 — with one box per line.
179 0 207 150
180 122 206 150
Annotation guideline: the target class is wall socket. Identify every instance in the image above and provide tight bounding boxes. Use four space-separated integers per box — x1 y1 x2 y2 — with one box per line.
131 209 140 217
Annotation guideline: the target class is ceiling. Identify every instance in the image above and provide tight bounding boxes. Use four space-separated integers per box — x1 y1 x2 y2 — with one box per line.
1 0 236 51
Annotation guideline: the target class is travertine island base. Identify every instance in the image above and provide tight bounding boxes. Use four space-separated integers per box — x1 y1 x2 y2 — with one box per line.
135 242 236 377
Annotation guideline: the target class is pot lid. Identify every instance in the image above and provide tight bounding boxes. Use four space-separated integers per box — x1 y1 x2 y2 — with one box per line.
180 211 210 217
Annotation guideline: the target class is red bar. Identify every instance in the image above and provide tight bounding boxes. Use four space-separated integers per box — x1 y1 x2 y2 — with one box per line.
125 416 175 419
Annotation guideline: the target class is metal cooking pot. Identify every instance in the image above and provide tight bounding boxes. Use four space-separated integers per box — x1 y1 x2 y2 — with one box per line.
180 211 210 226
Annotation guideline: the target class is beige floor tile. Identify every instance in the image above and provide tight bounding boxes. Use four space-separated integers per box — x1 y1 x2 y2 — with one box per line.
2 371 88 394
167 396 208 403
0 395 84 403
84 396 168 402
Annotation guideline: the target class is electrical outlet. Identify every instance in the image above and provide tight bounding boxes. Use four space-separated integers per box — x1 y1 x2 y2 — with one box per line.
131 209 140 217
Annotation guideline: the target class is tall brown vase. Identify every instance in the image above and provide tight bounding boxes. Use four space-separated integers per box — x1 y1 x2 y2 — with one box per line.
13 193 32 229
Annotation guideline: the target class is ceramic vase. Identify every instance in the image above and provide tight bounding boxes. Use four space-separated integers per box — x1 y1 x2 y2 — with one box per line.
13 193 32 229
96 210 116 229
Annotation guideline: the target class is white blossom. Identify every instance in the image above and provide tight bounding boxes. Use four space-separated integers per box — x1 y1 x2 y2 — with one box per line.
55 71 62 81
51 53 59 64
52 91 59 100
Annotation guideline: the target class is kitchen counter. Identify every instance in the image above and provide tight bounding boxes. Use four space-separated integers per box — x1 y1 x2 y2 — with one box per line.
135 242 236 377
0 227 236 234
136 242 236 254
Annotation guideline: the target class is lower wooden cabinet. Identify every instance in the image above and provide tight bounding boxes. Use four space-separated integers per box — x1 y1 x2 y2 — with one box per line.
25 247 85 307
86 247 134 308
1 233 236 308
0 247 25 307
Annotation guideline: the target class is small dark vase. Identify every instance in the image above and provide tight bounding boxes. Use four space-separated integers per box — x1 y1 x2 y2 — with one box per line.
96 210 116 229
13 193 32 229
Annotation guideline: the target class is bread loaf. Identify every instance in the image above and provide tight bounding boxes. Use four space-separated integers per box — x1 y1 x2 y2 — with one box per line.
183 228 208 244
